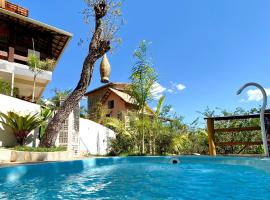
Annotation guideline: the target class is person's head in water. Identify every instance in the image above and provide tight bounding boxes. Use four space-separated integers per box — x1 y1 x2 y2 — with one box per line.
172 159 178 164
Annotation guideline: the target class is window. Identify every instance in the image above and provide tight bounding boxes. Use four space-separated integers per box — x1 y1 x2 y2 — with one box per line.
117 112 122 120
108 100 114 109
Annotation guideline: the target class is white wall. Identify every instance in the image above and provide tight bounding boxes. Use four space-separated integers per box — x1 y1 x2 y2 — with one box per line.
0 59 52 81
0 94 116 155
79 118 115 155
0 94 40 147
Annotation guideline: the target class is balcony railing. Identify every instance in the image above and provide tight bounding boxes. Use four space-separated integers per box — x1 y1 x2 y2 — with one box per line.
3 1 29 17
0 49 27 64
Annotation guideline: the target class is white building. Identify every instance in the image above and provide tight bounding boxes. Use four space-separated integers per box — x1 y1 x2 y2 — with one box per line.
0 1 116 157
0 0 71 101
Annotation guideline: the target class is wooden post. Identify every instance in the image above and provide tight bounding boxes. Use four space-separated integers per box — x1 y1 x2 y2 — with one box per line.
207 118 216 156
8 47 14 62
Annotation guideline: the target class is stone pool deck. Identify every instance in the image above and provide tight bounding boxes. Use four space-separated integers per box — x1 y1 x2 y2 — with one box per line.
0 156 92 168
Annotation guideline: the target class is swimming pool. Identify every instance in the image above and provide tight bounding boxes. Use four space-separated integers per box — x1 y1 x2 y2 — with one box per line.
0 156 270 200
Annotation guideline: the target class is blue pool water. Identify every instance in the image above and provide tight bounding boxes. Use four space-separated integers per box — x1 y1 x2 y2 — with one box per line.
0 156 270 200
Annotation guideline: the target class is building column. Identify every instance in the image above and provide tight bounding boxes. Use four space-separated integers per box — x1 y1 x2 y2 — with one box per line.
11 72 14 97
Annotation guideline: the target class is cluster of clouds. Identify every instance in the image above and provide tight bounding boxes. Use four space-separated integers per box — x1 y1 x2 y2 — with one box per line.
244 88 270 102
150 81 186 100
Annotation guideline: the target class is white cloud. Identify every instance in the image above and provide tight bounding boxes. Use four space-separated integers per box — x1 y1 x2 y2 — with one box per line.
150 81 186 100
246 88 270 102
167 89 174 93
151 82 166 100
239 98 246 103
176 83 186 91
168 81 186 94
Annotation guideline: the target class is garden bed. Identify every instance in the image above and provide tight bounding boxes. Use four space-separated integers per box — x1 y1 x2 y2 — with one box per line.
0 148 72 163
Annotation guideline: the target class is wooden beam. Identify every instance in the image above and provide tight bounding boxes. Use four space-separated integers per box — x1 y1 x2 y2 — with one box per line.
14 54 27 62
0 50 8 57
204 113 270 121
216 141 267 146
215 126 261 133
207 118 216 156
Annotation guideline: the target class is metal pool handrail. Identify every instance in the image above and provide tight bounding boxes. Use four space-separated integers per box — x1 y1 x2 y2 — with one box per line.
237 82 269 157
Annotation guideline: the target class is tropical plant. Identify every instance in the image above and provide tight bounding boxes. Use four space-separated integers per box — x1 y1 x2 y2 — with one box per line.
39 107 54 140
151 95 165 155
80 106 89 119
0 81 12 96
40 0 123 147
106 117 130 136
27 53 55 102
0 81 18 97
128 40 157 154
89 101 108 124
105 117 135 155
0 111 43 145
49 88 73 108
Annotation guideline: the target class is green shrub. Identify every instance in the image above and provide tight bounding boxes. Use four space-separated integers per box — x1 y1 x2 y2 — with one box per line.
0 81 11 96
0 111 43 145
11 146 67 152
0 81 18 96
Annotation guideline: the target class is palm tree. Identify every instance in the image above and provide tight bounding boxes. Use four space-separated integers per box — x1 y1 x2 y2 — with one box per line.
0 111 43 145
39 107 54 140
105 117 130 136
129 41 157 154
152 95 165 155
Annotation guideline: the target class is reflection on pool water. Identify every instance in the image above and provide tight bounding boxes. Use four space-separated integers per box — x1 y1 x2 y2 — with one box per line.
0 156 270 200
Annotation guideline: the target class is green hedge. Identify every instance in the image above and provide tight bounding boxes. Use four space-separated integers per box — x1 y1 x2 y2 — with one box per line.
11 146 67 152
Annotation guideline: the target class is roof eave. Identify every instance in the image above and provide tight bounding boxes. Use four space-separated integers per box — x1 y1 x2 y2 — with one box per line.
0 8 73 37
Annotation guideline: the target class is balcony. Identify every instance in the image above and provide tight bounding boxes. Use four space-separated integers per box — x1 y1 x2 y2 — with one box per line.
0 49 27 65
0 1 29 17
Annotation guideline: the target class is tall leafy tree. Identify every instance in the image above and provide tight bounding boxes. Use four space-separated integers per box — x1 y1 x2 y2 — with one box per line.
129 40 157 154
49 88 73 108
40 0 122 147
27 54 55 102
151 95 165 155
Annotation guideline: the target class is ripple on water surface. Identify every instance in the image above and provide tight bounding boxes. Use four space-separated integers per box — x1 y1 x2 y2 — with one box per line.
0 157 270 200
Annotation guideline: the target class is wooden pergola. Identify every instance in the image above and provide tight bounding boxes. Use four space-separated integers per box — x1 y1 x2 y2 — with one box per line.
205 113 270 156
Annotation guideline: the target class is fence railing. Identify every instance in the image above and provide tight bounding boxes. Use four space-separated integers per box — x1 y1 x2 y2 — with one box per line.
205 114 270 155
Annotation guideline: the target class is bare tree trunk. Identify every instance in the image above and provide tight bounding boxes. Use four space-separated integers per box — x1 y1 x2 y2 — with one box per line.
40 1 110 147
153 137 156 155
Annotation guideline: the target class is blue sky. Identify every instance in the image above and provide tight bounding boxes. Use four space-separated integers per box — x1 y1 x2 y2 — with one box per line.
14 0 270 124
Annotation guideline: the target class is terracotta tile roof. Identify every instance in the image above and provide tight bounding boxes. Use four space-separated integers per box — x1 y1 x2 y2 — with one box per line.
109 88 137 105
85 82 128 96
